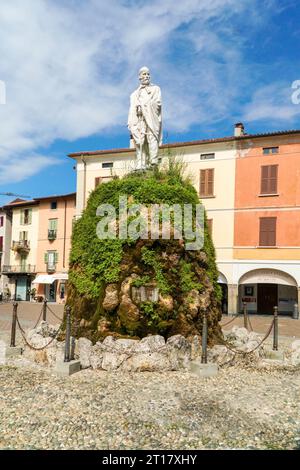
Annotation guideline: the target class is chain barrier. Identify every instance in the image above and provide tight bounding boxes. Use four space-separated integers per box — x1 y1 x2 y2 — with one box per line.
46 304 64 322
220 312 241 327
32 304 44 330
217 317 275 356
16 312 63 351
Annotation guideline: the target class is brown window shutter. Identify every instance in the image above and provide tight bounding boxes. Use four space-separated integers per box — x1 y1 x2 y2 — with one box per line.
269 165 278 194
207 219 213 236
200 170 206 196
200 169 214 196
207 169 214 196
95 177 101 188
261 165 278 194
259 217 276 246
261 166 269 194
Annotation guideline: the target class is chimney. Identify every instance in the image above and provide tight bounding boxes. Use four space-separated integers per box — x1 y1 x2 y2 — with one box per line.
234 122 245 137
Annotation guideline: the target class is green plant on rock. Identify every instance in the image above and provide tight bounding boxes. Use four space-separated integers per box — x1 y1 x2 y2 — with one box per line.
131 275 151 288
179 260 203 293
67 158 222 341
141 246 170 295
140 301 160 326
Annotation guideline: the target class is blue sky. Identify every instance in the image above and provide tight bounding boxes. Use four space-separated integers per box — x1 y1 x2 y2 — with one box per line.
0 0 300 206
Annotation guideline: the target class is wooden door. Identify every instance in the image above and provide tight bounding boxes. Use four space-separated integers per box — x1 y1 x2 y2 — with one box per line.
257 283 278 314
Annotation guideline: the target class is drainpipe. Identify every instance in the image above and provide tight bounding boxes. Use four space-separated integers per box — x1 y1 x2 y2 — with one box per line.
81 156 87 212
63 198 67 268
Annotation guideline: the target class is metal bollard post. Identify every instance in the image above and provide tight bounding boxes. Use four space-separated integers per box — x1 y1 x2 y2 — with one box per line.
64 306 71 362
243 302 248 330
273 306 278 351
10 302 18 347
292 303 299 320
42 299 47 322
201 311 208 364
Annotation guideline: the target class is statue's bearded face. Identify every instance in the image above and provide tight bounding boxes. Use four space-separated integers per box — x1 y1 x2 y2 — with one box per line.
139 69 150 86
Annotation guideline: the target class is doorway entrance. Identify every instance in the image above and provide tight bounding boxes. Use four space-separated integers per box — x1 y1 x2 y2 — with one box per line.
257 283 277 314
45 281 57 302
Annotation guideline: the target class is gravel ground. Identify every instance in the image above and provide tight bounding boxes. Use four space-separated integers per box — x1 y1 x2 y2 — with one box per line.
0 361 299 450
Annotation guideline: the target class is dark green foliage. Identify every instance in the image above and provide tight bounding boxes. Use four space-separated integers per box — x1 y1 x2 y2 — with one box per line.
67 159 222 341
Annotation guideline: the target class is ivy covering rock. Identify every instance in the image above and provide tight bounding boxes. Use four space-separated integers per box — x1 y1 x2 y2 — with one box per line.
67 160 222 343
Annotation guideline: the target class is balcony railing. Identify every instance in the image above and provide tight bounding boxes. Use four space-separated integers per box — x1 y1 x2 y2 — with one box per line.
12 240 30 253
48 229 57 240
2 264 36 274
47 263 56 273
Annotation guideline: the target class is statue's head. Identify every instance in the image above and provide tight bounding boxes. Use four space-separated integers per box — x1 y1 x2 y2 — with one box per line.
139 66 150 86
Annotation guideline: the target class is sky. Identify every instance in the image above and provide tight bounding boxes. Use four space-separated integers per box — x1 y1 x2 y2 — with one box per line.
0 0 300 206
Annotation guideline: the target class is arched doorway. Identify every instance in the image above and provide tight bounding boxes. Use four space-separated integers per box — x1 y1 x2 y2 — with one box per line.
218 272 228 314
238 269 298 315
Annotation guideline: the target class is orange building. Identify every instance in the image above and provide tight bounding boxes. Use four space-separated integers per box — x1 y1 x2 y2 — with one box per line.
233 129 300 315
33 193 75 303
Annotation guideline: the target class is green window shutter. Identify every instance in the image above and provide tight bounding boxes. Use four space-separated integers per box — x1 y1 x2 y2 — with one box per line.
54 252 58 263
44 252 49 263
20 211 24 225
28 209 32 224
49 219 58 230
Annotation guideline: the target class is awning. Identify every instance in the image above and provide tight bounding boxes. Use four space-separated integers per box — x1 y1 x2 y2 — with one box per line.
32 273 69 284
32 275 55 284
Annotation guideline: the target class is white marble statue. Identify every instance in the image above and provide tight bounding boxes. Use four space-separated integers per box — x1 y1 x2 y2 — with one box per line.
128 66 162 170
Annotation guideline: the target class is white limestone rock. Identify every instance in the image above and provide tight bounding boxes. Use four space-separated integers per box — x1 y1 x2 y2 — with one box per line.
122 352 171 372
76 337 92 369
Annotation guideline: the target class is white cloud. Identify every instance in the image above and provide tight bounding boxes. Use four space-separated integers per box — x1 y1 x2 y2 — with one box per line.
243 82 300 123
0 0 279 184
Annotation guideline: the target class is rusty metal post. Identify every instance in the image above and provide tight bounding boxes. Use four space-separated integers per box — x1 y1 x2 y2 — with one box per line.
201 311 208 364
64 306 71 362
10 302 18 347
273 306 278 351
243 302 248 330
42 299 47 322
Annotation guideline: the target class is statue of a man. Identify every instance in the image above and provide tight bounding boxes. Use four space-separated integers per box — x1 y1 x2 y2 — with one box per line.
128 66 162 170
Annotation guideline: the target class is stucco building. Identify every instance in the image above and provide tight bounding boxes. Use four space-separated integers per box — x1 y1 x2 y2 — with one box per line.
1 193 75 302
0 208 12 295
2 199 39 301
33 193 76 303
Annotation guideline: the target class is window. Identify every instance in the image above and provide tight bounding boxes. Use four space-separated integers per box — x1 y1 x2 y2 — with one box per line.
48 219 58 230
45 251 58 268
200 169 214 197
19 231 28 241
259 217 276 246
102 162 113 168
95 176 114 188
0 216 3 227
200 153 215 160
263 147 279 155
207 219 213 236
0 236 3 252
48 219 58 239
50 201 57 210
260 165 278 195
20 208 32 225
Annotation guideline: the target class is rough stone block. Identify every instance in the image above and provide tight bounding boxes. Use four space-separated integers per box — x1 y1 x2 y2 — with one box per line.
190 360 218 378
5 347 23 358
55 360 81 377
264 349 285 361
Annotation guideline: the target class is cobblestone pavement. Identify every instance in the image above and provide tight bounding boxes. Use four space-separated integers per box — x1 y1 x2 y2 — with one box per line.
0 363 299 450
